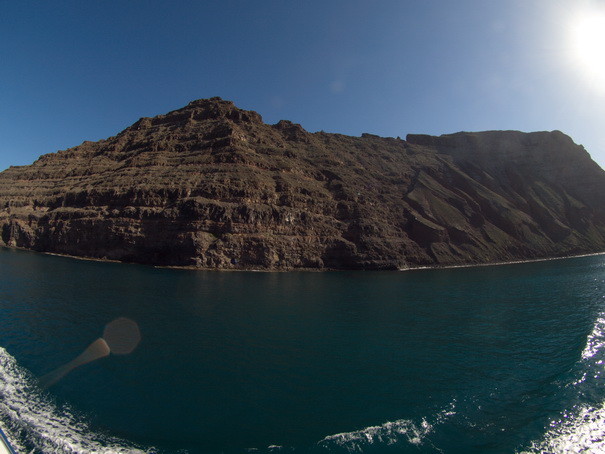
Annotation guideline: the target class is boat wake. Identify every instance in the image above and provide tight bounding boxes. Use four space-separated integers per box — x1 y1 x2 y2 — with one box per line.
315 405 455 453
519 311 605 453
1 342 455 454
0 347 154 454
317 419 433 452
521 403 605 453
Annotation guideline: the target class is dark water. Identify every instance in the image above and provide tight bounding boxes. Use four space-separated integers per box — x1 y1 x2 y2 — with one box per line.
1 247 605 453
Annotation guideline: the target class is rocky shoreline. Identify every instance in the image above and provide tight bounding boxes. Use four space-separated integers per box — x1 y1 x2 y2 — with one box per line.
3 244 603 275
2 97 605 270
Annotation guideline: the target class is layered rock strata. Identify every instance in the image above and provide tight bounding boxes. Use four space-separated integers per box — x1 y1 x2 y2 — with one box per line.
1 97 605 270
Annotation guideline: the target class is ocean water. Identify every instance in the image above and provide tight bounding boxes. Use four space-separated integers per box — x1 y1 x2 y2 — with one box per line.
1 247 605 453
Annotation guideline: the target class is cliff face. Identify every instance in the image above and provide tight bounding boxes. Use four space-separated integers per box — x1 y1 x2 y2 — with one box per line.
2 97 605 270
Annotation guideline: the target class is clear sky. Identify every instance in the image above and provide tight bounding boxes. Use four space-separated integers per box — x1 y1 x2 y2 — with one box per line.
2 0 605 171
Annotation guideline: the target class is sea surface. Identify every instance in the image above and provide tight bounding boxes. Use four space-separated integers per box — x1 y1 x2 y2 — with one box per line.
1 247 605 453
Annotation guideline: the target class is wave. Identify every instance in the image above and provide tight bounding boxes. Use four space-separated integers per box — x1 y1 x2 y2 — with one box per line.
519 311 605 453
315 405 455 453
519 403 605 453
0 347 155 454
317 419 433 452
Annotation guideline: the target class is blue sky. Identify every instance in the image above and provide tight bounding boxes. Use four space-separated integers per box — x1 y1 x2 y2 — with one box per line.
2 0 605 171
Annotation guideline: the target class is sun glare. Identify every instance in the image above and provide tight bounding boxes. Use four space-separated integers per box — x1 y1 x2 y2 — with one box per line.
570 10 605 91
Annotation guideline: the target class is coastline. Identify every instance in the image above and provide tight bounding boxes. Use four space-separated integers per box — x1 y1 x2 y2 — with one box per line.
1 244 604 273
398 251 605 272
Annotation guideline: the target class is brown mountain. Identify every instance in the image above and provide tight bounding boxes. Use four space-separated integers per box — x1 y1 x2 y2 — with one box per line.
2 97 605 270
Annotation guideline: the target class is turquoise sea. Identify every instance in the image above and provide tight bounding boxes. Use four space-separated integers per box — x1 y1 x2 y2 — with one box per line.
1 246 605 453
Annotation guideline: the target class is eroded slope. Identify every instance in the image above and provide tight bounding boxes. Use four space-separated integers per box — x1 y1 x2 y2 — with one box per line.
1 98 604 269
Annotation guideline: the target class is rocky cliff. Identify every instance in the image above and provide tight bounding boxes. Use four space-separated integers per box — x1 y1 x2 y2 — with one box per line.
2 97 605 270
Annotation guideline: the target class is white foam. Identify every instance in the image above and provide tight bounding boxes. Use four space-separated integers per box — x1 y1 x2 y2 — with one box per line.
0 347 154 454
520 404 605 454
317 418 432 453
519 310 605 453
317 404 455 453
581 316 605 360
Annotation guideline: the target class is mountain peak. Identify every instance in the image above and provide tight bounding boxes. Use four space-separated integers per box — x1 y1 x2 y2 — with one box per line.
179 97 263 124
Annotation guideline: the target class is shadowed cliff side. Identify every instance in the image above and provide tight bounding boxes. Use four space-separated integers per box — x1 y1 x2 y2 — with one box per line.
1 97 605 270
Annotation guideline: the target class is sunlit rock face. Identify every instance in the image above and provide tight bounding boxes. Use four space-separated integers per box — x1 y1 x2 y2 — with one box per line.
2 97 605 270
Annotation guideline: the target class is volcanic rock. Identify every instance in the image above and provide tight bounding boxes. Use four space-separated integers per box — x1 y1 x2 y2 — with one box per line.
1 97 605 270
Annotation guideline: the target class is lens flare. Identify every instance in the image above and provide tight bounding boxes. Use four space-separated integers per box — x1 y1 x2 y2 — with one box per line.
39 317 141 388
103 317 141 355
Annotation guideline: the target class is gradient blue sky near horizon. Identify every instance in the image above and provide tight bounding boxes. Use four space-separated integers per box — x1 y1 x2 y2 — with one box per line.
2 0 605 171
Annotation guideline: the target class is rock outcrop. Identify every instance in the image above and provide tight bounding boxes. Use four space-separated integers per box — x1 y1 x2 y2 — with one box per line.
1 97 605 270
